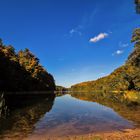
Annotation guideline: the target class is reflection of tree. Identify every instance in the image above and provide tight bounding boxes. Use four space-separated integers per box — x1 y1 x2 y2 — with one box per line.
0 94 7 118
0 95 55 139
71 92 140 126
135 0 140 14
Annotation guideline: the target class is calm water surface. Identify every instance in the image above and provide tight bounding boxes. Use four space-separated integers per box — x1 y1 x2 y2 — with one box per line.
0 94 139 139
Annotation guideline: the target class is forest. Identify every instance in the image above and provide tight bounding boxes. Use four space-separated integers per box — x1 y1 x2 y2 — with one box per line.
0 39 55 91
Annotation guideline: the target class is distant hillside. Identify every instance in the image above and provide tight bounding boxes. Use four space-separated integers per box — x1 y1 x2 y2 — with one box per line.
71 29 140 92
71 1 140 93
0 39 55 91
56 86 67 91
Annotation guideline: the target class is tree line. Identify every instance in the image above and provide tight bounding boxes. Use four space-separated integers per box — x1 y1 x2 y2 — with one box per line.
0 39 55 91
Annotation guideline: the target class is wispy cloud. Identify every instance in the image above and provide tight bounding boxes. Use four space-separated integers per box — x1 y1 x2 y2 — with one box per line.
122 43 129 48
80 8 98 29
112 50 124 56
119 42 129 48
68 8 98 38
89 33 108 43
68 8 98 37
69 25 83 36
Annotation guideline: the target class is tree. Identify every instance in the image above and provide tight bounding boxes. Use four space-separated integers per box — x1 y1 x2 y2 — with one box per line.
0 38 3 46
0 40 55 91
135 0 140 14
131 28 140 43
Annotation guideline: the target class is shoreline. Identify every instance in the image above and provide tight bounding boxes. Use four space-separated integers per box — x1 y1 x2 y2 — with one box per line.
22 128 140 140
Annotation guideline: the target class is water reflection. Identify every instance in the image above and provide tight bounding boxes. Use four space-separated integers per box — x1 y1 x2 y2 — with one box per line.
26 94 135 138
0 93 140 139
71 92 140 127
0 94 55 139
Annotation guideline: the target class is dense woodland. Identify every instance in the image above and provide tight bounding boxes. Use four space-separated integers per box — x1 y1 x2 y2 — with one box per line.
71 1 140 97
56 86 67 91
0 40 55 91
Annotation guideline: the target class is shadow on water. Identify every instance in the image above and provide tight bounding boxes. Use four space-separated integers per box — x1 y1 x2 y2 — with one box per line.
0 92 55 139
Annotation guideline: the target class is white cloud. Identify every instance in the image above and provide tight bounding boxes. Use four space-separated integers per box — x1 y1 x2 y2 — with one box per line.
89 33 108 43
112 50 124 56
116 50 123 55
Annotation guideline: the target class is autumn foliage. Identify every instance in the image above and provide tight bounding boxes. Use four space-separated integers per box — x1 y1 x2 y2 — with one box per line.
71 29 140 92
0 40 55 91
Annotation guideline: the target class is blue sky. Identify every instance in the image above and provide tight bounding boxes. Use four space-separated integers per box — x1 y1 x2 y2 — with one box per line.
0 0 139 87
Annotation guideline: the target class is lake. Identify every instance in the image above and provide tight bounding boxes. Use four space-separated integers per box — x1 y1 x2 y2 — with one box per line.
0 93 140 140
